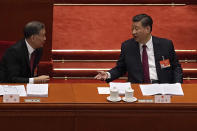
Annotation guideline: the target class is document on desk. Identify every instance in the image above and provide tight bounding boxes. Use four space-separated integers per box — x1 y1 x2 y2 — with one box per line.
0 86 5 95
12 85 27 97
97 87 110 94
140 83 184 96
26 84 48 97
109 82 131 95
0 85 27 96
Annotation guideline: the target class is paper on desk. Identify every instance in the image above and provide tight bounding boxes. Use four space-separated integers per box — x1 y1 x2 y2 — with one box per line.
3 85 18 94
0 86 5 95
97 87 110 94
109 82 131 95
2 85 27 97
140 83 184 96
14 85 27 97
26 84 48 97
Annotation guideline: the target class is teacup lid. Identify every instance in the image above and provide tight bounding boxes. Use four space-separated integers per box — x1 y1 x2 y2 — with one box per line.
125 88 134 92
110 86 118 91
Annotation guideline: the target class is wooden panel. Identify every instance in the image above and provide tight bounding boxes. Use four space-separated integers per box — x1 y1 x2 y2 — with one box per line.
75 111 197 131
71 83 197 103
54 0 197 4
0 83 197 131
72 83 197 131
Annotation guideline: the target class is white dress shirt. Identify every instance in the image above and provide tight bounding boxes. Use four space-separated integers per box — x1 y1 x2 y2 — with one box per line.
25 39 35 84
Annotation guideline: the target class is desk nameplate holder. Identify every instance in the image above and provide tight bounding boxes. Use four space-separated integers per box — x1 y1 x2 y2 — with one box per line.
3 94 20 103
154 95 171 103
24 99 40 103
138 99 154 103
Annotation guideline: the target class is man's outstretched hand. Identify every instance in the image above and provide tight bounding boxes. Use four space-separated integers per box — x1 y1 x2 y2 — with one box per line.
94 71 108 81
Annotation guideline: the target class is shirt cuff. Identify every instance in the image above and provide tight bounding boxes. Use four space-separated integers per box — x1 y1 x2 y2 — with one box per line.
106 72 111 79
29 78 34 84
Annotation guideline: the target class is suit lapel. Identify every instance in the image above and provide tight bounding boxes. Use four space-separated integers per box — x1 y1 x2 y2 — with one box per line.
133 40 144 82
134 42 142 65
152 36 162 81
22 40 31 73
33 48 43 76
33 49 39 71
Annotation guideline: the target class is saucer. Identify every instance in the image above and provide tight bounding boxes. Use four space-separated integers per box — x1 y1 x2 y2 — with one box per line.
122 97 137 102
107 96 121 102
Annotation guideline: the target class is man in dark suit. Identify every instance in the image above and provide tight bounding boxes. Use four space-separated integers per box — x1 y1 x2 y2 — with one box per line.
95 14 183 84
0 21 49 83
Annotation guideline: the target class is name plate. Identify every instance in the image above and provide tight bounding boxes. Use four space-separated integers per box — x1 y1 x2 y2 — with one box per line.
3 94 20 103
154 95 171 103
138 99 154 103
24 99 40 103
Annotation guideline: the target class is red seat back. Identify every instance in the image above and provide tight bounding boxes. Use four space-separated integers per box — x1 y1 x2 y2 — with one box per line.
0 41 15 61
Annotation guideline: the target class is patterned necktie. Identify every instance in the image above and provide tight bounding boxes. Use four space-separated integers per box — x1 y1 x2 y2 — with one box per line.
30 51 36 73
142 45 150 83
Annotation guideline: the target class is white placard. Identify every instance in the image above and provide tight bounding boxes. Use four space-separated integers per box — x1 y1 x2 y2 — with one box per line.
3 94 20 103
155 95 171 103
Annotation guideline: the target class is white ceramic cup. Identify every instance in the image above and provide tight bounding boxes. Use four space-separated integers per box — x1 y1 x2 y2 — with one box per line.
110 88 119 101
125 88 134 101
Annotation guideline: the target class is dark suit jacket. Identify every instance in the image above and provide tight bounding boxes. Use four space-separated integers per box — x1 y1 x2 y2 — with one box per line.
107 36 183 84
0 39 43 83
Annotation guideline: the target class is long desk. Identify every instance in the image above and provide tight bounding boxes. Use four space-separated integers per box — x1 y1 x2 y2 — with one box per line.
0 83 197 131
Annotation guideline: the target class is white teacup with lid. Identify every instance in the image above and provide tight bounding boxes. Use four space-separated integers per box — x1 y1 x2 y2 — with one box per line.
125 88 134 100
122 88 137 102
107 87 121 102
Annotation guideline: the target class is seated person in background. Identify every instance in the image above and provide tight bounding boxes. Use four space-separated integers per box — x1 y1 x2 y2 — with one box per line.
95 14 183 84
0 21 49 83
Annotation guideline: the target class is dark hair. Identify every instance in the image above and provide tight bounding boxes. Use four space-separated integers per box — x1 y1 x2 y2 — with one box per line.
23 21 45 38
132 14 153 32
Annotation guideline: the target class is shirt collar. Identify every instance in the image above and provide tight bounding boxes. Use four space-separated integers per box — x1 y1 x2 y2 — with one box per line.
140 36 152 49
25 39 35 55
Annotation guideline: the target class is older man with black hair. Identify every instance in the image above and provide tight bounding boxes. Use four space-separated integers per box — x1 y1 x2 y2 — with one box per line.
0 21 49 83
95 14 183 84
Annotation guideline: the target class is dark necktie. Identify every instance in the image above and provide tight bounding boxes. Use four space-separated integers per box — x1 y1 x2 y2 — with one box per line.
142 45 150 83
30 51 36 73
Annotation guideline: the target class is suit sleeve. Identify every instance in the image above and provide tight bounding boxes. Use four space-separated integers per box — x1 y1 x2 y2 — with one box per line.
169 41 183 83
0 62 5 83
3 48 29 83
106 43 127 82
